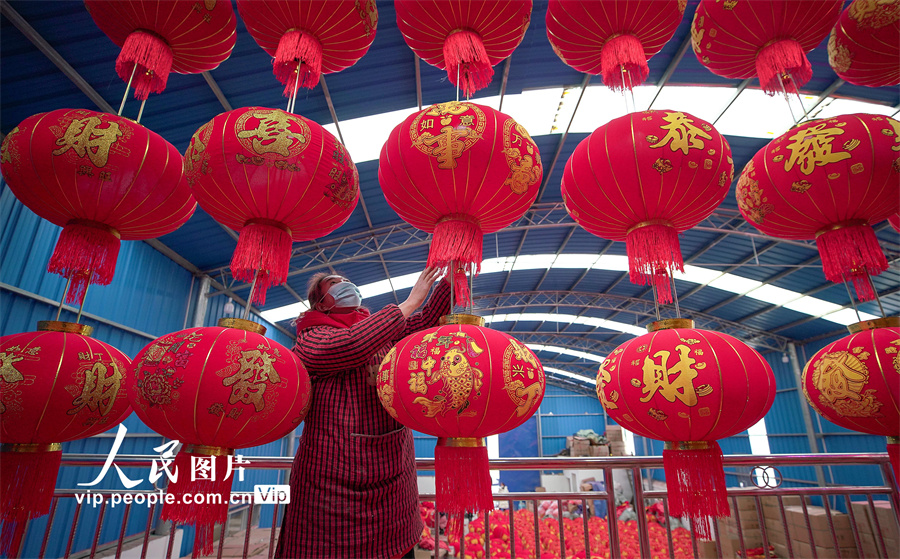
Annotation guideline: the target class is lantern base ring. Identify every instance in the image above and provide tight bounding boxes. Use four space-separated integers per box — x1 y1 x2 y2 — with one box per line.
439 314 485 327
437 437 485 448
664 441 711 451
847 316 900 334
1 443 62 453
648 319 695 332
37 321 93 336
218 318 267 335
625 218 675 236
888 437 899 445
182 445 234 457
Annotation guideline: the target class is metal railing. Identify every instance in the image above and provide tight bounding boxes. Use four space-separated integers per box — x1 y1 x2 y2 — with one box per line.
11 453 900 559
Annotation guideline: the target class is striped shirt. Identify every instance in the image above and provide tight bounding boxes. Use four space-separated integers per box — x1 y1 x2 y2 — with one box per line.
276 282 451 558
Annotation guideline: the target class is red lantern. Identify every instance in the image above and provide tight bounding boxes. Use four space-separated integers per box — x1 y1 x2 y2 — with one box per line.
889 213 900 233
237 0 378 97
395 0 532 97
596 319 775 539
128 318 311 555
802 317 899 482
736 114 900 301
0 321 132 556
85 0 236 100
546 0 684 91
0 109 197 304
376 316 545 536
379 101 542 304
828 0 900 88
691 0 843 95
184 107 359 305
561 110 733 303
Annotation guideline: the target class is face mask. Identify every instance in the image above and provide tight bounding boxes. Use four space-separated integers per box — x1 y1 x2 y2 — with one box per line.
325 281 362 310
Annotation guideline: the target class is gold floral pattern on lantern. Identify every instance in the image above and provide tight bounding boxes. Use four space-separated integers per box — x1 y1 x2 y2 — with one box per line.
806 350 883 417
736 161 774 224
849 0 900 28
828 31 852 73
502 120 542 195
502 338 544 416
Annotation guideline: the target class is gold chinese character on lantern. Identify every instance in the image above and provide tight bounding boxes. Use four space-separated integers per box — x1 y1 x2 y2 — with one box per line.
414 126 483 169
640 344 699 406
649 112 712 155
222 346 281 412
67 358 124 416
784 122 852 175
52 116 123 167
236 110 307 157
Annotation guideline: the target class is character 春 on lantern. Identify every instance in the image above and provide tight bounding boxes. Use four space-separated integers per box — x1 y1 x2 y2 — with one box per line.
376 315 545 537
0 321 132 556
596 319 775 539
736 114 900 302
128 318 311 554
561 110 733 303
184 107 359 306
379 101 542 305
802 317 899 482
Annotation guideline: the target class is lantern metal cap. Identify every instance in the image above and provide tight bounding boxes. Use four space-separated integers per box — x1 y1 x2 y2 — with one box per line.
218 317 267 335
439 313 485 327
647 318 694 332
37 321 93 336
888 436 899 445
182 444 235 457
664 441 711 451
847 316 899 334
1 443 62 453
437 437 485 448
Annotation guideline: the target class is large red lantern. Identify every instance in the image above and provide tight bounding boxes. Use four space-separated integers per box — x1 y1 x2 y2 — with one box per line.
184 107 359 305
376 316 545 536
379 101 542 305
596 319 775 539
546 0 684 91
0 109 196 304
691 0 842 95
802 317 899 482
395 0 532 97
237 0 378 97
0 321 132 556
128 318 311 554
889 214 900 233
828 0 900 88
736 114 900 301
561 110 733 304
85 0 237 100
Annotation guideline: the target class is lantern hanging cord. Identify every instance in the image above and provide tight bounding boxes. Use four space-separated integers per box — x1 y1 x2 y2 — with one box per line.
777 72 799 126
468 269 474 314
75 282 89 324
288 63 302 114
243 274 259 321
671 274 681 319
652 284 661 320
867 274 887 318
622 64 636 114
449 261 455 313
787 72 812 125
54 276 73 322
136 98 147 124
117 64 137 117
842 275 862 324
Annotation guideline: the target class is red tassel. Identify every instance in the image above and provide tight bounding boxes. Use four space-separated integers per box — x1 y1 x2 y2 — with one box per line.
443 30 493 97
160 447 234 556
116 30 174 101
600 34 649 91
625 223 683 304
756 39 812 96
663 441 728 541
427 216 483 307
230 221 293 306
888 439 899 484
434 438 493 541
47 221 121 305
815 223 887 302
274 29 324 96
0 445 63 557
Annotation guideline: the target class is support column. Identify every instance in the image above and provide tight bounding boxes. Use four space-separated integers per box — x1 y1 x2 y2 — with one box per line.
787 342 827 488
192 275 211 328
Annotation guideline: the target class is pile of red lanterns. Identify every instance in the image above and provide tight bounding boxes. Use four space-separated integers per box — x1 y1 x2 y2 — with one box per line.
1 0 898 556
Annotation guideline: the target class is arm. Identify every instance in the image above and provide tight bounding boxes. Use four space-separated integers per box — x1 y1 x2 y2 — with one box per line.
401 279 452 336
293 305 406 377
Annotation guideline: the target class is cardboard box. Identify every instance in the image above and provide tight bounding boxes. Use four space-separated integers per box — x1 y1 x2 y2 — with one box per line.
590 444 609 457
566 435 574 448
535 486 547 492
772 542 789 559
605 425 623 442
870 501 899 541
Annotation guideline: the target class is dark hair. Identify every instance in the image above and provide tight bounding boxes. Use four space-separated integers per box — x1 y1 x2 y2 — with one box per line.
305 272 334 309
